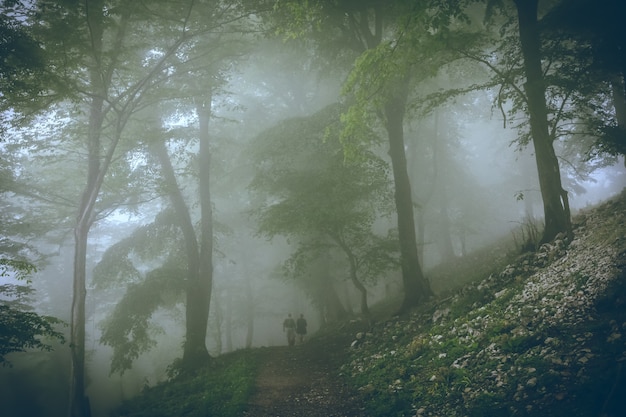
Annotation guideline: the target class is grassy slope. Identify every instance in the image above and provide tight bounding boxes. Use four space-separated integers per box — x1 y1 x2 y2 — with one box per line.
110 349 259 417
342 191 626 416
112 191 626 417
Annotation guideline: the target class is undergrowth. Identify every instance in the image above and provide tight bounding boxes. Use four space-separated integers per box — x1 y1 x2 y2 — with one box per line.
110 349 259 417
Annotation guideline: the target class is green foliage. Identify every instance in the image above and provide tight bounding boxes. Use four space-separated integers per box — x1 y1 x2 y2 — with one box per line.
0 3 47 116
250 103 398 302
0 259 65 366
111 349 259 417
541 0 626 161
0 258 36 281
94 207 195 374
99 265 186 375
93 209 182 289
250 103 394 234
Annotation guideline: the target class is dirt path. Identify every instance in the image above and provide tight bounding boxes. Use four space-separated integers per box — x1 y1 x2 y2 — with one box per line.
243 333 369 417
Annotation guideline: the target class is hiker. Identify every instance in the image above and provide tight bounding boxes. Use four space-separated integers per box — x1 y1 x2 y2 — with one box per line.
283 313 296 346
296 314 307 344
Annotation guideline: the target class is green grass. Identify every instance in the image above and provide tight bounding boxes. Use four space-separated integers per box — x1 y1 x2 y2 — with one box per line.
110 349 260 417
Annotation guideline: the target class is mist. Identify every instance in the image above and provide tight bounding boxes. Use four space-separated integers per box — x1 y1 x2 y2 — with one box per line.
1 1 625 416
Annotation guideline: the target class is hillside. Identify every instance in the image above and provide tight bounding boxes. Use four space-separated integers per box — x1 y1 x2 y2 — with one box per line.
342 191 626 416
111 191 626 417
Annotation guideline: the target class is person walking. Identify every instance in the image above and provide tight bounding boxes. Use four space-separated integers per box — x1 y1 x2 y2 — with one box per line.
296 314 308 344
283 313 296 347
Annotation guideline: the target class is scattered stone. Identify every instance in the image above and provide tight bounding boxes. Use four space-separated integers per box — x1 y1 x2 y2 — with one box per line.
432 308 450 323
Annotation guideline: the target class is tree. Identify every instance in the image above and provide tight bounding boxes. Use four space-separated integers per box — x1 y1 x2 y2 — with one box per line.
268 0 443 312
95 15 256 370
429 0 575 244
250 103 398 317
63 4 195 414
151 109 214 368
14 1 219 414
510 0 571 243
95 94 230 372
282 245 349 324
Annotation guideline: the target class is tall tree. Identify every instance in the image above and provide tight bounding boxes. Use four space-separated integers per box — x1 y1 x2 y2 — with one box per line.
95 5 255 371
338 1 482 309
268 0 439 312
19 1 208 415
512 0 571 243
383 75 433 311
250 104 397 317
431 0 576 244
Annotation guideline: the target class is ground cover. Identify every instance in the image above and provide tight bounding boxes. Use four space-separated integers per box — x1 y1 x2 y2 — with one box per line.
111 191 626 417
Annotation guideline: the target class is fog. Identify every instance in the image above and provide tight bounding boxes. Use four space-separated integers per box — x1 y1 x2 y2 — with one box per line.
1 2 626 416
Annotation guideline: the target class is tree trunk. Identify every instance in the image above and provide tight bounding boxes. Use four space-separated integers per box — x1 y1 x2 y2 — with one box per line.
319 273 347 323
334 236 369 317
69 100 102 417
212 295 223 355
343 283 354 315
245 275 254 349
610 74 626 166
611 74 626 129
69 2 106 414
416 209 425 264
69 223 91 417
514 0 571 243
351 274 369 317
225 290 233 352
151 106 213 368
433 110 455 260
153 138 209 366
177 98 215 368
459 230 467 257
436 198 455 260
385 90 433 312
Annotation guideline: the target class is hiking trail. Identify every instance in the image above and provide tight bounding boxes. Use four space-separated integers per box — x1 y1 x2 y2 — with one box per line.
244 329 369 417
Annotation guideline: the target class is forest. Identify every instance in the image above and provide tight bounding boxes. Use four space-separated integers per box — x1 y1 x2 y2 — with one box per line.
1 0 625 416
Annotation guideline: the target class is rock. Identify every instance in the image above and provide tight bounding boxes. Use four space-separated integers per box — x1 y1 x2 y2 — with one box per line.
432 308 450 323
